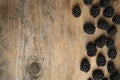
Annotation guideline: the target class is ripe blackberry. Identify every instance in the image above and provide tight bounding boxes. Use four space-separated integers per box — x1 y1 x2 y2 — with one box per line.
94 35 106 48
83 0 93 5
83 22 96 34
108 48 117 59
107 25 117 36
107 61 116 74
112 15 120 24
92 69 104 80
80 58 90 73
90 5 100 17
102 77 108 80
72 4 81 17
96 53 106 67
110 71 120 80
106 37 114 49
86 42 97 57
99 0 111 8
103 6 115 18
97 18 110 30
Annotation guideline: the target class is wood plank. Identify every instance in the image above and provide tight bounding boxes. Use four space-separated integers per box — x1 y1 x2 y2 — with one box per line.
0 0 120 80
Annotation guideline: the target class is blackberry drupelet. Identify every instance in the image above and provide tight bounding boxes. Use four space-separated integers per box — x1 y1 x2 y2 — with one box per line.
92 69 104 80
106 37 114 49
83 22 96 34
107 25 117 36
99 0 111 8
94 35 106 48
97 18 110 30
112 15 120 24
80 58 90 73
72 4 81 17
83 0 93 5
96 53 106 67
103 6 115 18
110 71 120 80
108 48 117 59
102 77 108 80
86 42 97 57
107 61 116 74
90 5 100 17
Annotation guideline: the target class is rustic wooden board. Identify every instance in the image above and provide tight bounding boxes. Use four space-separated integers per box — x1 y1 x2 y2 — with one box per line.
0 0 120 80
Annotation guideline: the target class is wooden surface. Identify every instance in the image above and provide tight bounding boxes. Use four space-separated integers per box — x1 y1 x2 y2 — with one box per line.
0 0 120 80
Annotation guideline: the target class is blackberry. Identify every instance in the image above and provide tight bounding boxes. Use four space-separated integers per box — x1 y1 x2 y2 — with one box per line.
72 4 81 17
102 77 108 80
86 42 97 57
92 69 104 80
99 0 111 8
112 15 120 24
97 18 110 30
106 37 114 49
107 25 117 36
96 53 106 67
107 61 116 74
90 5 100 17
108 48 117 59
110 71 120 80
80 58 90 73
103 6 115 18
94 35 106 48
83 0 93 5
83 22 96 34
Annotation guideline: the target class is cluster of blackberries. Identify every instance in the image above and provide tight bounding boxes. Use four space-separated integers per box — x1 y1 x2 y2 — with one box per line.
97 18 118 37
84 17 118 37
80 34 119 80
80 0 120 80
81 44 119 77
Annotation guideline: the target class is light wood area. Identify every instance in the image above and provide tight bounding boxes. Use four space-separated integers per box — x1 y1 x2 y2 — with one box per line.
0 0 120 80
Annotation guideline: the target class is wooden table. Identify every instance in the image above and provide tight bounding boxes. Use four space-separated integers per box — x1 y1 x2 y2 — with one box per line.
0 0 120 80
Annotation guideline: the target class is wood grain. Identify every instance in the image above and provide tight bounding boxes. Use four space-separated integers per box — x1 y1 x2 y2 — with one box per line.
0 0 120 80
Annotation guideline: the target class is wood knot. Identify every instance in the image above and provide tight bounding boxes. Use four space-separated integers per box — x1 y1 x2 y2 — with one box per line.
26 56 43 78
28 62 41 75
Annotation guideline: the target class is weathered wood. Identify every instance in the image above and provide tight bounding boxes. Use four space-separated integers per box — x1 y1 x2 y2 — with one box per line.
0 0 120 80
